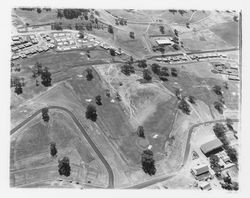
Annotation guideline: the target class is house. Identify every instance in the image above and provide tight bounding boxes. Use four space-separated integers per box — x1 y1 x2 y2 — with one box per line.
228 75 240 81
200 138 223 156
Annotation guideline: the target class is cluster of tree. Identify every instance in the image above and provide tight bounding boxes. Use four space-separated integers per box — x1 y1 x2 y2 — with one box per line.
143 69 152 81
129 31 135 39
136 126 145 138
138 59 147 68
20 8 35 11
36 8 42 14
86 68 94 81
121 63 135 76
172 36 179 44
220 172 239 191
58 157 71 177
159 26 165 34
57 9 90 20
141 149 156 176
42 108 50 122
110 48 116 56
85 23 93 31
115 18 127 26
209 154 221 174
169 9 177 14
95 95 102 105
108 25 114 34
151 64 169 81
178 10 188 16
85 104 97 122
12 77 25 95
50 142 57 157
41 67 52 87
178 99 191 115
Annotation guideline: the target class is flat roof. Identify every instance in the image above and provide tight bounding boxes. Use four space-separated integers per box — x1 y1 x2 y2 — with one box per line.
156 38 172 45
200 138 223 154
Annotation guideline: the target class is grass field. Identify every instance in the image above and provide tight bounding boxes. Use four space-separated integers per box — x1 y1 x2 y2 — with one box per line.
13 9 57 25
210 22 239 47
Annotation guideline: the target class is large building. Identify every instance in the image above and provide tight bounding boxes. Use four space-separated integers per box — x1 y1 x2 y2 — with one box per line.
200 138 223 156
155 38 173 46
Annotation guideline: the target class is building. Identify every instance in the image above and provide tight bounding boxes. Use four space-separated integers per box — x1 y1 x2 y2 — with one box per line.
200 138 223 156
191 161 209 176
199 181 211 190
155 38 172 46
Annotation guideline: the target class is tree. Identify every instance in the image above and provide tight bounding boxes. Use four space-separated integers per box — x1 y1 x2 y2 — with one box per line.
159 26 165 34
37 8 42 14
188 96 196 104
186 22 190 28
143 69 152 81
95 95 102 105
42 108 50 122
172 43 179 50
151 63 161 75
174 29 178 37
138 59 147 68
35 62 43 75
137 126 145 138
121 64 135 76
141 149 156 176
50 142 57 157
14 80 22 95
110 48 116 56
171 68 178 77
108 25 113 34
226 118 234 131
86 68 93 81
213 85 223 96
129 56 134 63
214 101 223 114
85 104 97 122
41 67 52 87
58 157 71 177
226 147 238 163
213 123 227 138
129 31 135 39
210 154 220 168
178 99 191 115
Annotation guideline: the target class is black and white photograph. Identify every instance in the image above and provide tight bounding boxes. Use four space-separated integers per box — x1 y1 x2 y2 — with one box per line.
1 0 250 197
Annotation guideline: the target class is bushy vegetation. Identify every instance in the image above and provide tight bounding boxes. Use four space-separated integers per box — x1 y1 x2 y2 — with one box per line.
143 69 152 81
85 104 97 122
121 63 135 76
86 68 94 81
58 157 71 177
136 126 145 138
178 99 191 115
42 108 50 122
141 149 156 176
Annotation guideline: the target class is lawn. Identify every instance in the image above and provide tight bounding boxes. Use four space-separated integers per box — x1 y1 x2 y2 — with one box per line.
210 22 239 47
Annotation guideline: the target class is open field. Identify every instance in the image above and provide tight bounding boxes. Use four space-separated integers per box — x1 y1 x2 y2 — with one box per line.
10 109 108 187
210 22 239 47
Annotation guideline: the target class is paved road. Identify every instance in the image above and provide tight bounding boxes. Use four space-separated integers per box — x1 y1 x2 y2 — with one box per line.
10 106 114 189
126 118 239 189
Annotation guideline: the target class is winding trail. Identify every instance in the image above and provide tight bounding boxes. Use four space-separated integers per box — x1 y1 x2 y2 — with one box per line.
10 106 114 189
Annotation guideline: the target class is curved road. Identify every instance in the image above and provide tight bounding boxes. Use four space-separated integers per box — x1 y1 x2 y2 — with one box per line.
10 106 114 189
127 118 239 189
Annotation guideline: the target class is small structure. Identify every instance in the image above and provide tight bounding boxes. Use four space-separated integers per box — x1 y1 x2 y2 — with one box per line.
191 161 209 176
200 138 223 156
199 181 211 190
